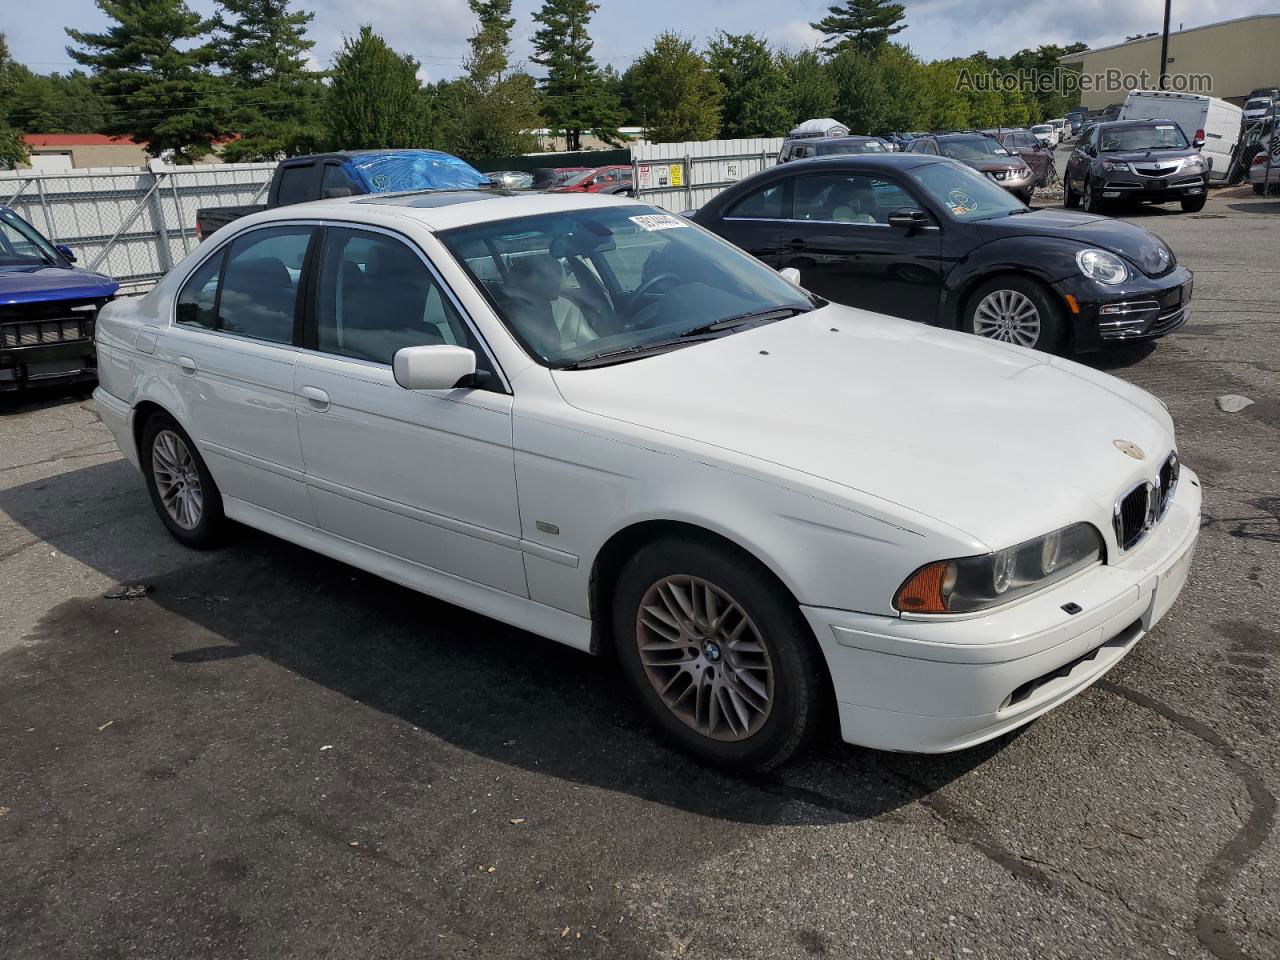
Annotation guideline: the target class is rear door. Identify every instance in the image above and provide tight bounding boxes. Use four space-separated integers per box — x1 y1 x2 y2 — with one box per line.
777 171 944 323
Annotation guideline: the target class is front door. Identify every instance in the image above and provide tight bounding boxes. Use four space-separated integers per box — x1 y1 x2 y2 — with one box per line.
778 172 944 323
164 222 318 524
292 225 526 596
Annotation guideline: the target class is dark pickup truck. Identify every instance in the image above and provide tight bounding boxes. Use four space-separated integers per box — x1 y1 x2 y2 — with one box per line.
195 149 491 240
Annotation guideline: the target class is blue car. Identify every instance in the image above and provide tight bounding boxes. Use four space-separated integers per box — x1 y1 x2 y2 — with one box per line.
0 206 119 396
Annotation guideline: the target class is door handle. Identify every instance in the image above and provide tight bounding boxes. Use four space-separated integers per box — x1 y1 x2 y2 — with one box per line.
176 355 197 375
298 385 330 411
787 237 807 251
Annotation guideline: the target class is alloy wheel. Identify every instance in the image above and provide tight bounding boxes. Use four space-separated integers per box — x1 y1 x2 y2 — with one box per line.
151 429 204 530
972 289 1043 348
635 575 774 742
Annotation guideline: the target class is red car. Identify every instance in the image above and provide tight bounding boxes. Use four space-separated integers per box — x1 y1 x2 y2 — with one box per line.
550 164 633 194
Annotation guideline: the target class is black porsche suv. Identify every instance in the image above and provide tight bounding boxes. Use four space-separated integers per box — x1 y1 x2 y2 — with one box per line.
1064 119 1210 214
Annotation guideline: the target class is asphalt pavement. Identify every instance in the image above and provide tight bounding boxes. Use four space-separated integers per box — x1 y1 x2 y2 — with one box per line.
1 189 1278 960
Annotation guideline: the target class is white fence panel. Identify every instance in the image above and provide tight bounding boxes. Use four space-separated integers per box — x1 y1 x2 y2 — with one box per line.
632 138 783 212
0 162 277 294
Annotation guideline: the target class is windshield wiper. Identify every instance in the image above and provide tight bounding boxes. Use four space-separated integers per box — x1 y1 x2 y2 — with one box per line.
559 332 724 370
681 305 809 337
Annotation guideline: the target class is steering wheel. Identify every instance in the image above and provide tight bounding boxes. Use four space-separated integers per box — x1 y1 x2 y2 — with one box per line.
622 272 681 322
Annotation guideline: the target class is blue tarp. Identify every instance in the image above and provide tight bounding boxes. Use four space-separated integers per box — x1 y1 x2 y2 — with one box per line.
343 151 490 194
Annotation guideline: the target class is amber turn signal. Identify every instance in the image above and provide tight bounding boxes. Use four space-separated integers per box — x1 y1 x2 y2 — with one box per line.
894 561 955 614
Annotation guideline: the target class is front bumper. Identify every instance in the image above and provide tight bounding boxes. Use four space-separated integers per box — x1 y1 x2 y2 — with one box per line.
987 170 1035 195
1053 265 1193 350
1097 170 1208 204
802 468 1201 753
0 339 98 392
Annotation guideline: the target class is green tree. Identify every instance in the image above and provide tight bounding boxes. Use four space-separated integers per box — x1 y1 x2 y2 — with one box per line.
810 0 907 55
327 26 431 149
777 48 837 126
214 0 326 160
437 0 541 160
828 46 885 134
0 35 29 167
626 32 721 143
530 0 623 151
6 69 108 134
66 0 228 164
872 43 927 132
707 33 790 138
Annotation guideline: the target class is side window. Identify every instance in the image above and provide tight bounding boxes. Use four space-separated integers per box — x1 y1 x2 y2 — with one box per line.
218 226 313 344
321 163 359 198
796 174 893 224
275 163 314 205
921 141 938 155
314 228 487 369
175 251 224 330
726 183 784 219
868 178 917 219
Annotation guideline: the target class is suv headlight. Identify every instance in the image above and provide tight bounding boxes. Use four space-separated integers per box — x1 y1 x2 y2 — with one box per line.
1099 159 1128 173
894 523 1104 614
1181 155 1206 171
1077 248 1128 284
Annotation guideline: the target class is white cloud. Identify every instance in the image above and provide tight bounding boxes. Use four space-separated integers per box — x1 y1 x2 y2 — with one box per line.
768 18 823 52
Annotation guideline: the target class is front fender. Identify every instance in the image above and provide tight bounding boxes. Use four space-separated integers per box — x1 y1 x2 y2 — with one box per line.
941 235 1085 327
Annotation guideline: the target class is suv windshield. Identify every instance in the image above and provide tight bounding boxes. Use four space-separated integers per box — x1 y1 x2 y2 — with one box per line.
0 209 60 267
1100 123 1189 152
441 206 814 368
910 162 1025 221
939 138 1009 161
816 140 886 155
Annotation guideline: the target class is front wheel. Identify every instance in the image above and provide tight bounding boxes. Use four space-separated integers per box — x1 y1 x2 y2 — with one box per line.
1255 183 1267 196
1082 176 1106 214
964 276 1066 353
1064 178 1081 209
612 537 828 772
141 413 226 548
1180 194 1207 212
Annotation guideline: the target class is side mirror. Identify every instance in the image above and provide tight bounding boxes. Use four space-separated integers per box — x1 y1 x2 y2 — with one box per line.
393 344 478 391
887 208 929 231
779 267 801 284
1193 136 1206 149
55 243 77 263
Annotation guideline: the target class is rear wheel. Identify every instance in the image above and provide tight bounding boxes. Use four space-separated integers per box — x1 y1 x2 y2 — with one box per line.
612 537 827 772
1180 194 1207 212
964 275 1066 353
141 413 225 548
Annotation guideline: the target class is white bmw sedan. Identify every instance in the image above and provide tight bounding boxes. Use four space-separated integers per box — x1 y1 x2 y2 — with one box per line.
94 190 1200 771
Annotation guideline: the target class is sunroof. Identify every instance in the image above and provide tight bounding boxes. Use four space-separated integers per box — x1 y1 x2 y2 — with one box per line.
356 190 512 208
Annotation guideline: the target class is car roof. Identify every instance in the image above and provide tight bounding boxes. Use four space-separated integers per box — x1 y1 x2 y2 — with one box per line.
292 188 639 232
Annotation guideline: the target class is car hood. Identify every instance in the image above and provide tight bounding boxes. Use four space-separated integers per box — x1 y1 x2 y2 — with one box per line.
1096 147 1197 165
551 306 1174 549
958 157 1021 172
0 265 119 305
974 209 1175 277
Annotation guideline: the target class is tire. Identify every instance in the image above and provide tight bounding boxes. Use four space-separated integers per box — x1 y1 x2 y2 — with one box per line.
1255 183 1266 196
612 537 828 772
140 412 226 548
1180 195 1207 213
963 275 1066 353
1082 176 1106 214
1064 178 1081 209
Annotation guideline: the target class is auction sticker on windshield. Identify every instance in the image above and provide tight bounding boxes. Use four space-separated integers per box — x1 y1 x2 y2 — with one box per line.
631 214 688 231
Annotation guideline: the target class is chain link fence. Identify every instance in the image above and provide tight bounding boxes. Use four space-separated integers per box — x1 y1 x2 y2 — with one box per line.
0 163 277 295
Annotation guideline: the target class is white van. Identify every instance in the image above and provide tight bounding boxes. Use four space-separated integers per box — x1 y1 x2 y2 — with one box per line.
1119 90 1242 181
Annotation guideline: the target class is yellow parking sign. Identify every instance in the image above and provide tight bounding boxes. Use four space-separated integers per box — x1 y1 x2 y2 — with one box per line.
668 163 683 187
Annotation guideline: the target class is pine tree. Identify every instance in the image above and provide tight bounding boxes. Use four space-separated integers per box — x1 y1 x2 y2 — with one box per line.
707 33 790 138
626 33 721 143
66 0 228 164
530 0 623 151
810 0 907 55
213 0 325 160
437 0 541 161
7 70 108 134
0 35 31 167
327 26 431 150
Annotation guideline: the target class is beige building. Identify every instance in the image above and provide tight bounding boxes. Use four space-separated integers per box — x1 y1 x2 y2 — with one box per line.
21 133 150 170
1060 14 1280 109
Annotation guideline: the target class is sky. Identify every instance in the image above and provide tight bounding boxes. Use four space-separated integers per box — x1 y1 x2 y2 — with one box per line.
3 0 1276 83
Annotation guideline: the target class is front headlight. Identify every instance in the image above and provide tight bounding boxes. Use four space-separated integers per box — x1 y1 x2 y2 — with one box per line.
1181 155 1206 171
1077 248 1128 285
1099 160 1128 173
893 523 1104 614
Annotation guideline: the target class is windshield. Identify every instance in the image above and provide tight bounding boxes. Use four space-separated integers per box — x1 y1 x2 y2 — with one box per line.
440 206 814 368
561 169 598 187
0 210 60 267
1100 123 1189 152
939 138 1009 161
1031 126 1051 134
1246 99 1272 111
910 161 1025 221
816 140 886 155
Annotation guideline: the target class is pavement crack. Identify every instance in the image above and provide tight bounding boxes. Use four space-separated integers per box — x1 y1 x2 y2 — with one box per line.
1099 680 1276 960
